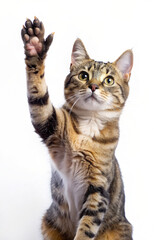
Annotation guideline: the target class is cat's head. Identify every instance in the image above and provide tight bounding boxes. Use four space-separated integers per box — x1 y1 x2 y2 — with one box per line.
64 39 133 113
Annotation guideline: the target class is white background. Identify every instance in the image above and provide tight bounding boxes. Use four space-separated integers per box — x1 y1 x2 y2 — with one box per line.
0 0 160 239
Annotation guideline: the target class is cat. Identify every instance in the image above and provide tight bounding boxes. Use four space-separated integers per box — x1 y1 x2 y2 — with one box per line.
21 17 133 240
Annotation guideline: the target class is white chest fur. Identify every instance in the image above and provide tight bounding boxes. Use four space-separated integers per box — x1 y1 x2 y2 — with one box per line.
78 112 108 137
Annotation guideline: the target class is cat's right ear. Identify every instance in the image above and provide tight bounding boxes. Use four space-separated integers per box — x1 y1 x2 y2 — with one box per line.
114 49 133 82
71 38 90 68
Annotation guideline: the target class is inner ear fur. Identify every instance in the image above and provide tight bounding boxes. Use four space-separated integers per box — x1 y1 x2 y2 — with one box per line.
71 38 90 67
114 49 133 82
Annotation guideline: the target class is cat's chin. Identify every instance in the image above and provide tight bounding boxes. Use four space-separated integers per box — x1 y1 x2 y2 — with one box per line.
76 98 106 111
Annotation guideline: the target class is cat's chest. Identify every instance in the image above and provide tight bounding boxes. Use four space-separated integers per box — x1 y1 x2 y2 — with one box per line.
78 115 106 137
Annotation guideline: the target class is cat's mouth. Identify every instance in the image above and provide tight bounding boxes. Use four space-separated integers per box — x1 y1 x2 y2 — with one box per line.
84 93 101 103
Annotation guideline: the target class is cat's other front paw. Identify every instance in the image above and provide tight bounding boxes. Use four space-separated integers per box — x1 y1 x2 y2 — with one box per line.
21 17 54 59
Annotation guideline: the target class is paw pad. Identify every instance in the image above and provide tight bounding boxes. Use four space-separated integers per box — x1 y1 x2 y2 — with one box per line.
21 17 54 59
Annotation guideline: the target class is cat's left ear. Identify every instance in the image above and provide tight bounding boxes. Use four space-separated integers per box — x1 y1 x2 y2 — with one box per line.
114 50 133 82
71 38 90 67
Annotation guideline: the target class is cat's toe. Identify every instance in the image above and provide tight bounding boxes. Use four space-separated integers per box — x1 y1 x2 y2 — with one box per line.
25 18 32 29
21 25 28 42
33 17 41 28
33 17 44 40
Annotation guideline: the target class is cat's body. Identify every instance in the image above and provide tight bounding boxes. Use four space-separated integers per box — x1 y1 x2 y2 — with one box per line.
22 17 133 240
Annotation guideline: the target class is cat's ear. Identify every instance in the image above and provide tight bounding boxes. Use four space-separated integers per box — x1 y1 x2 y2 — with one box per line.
71 38 90 67
114 50 133 82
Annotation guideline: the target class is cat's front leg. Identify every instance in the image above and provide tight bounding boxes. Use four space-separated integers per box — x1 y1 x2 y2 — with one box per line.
21 17 57 141
74 184 109 240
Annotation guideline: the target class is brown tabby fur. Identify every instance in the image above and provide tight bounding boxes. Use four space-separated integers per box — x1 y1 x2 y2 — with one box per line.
21 17 133 240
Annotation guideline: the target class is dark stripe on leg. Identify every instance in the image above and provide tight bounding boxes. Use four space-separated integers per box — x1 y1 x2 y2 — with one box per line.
85 231 95 238
83 184 109 204
79 208 98 219
98 207 106 213
32 106 57 141
93 217 101 226
28 91 49 105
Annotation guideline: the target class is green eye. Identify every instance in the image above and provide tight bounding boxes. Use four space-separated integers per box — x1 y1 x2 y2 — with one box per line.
78 71 89 81
104 76 114 86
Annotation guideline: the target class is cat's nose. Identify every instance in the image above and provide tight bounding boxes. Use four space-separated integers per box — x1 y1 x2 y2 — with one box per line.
89 84 99 92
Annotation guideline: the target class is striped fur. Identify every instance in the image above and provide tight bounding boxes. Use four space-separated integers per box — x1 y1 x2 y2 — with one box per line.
22 18 133 240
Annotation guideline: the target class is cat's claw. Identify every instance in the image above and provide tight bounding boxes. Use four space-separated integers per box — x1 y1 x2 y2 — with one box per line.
21 17 54 59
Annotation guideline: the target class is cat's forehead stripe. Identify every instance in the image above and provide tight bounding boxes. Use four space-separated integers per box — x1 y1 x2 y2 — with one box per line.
86 61 107 72
88 65 92 71
106 69 109 74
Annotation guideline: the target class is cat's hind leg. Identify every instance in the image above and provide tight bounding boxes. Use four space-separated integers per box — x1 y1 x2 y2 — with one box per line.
41 205 74 240
42 216 67 240
95 221 133 240
41 172 74 240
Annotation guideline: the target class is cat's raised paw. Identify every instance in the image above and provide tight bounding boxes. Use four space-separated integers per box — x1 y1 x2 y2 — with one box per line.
21 17 54 59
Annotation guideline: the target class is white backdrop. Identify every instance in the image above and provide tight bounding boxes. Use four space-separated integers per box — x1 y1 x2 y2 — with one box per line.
0 0 160 239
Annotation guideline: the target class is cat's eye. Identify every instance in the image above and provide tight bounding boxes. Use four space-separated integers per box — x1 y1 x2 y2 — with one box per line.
103 76 114 86
78 71 89 81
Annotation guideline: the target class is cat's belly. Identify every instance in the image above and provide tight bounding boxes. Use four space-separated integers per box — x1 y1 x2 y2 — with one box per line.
64 173 88 224
50 154 88 225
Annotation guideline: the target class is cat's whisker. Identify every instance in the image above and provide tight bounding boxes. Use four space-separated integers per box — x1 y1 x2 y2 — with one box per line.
65 94 78 101
69 96 81 115
79 87 86 91
98 93 110 101
79 90 86 96
65 95 79 105
67 98 78 106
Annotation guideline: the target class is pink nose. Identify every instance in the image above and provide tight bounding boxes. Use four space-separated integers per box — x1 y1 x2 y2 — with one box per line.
89 84 99 92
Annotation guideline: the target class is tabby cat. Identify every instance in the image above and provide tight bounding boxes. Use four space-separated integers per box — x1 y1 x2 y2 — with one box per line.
21 17 133 240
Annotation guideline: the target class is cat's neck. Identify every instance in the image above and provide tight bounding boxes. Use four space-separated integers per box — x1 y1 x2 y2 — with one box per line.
63 103 121 138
